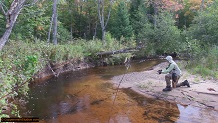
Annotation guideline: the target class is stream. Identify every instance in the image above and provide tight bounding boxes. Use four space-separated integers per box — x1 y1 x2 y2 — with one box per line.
19 60 218 123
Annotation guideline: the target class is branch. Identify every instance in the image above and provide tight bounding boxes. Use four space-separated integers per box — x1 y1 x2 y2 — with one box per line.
96 47 139 56
47 14 54 43
47 63 58 77
104 0 112 28
97 0 102 25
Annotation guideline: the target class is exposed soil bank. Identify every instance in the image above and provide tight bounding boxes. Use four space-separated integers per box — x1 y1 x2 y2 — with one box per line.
111 61 218 111
32 59 95 83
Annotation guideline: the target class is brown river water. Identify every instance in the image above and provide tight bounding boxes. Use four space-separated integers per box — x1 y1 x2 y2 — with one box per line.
19 60 218 123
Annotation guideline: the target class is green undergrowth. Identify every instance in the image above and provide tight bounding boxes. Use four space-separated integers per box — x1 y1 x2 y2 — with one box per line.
0 38 134 117
186 46 218 79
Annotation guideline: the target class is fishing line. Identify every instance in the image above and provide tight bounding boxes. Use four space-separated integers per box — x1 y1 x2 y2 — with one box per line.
107 57 131 123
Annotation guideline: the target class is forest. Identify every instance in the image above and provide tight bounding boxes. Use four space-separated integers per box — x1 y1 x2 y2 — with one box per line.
0 0 218 118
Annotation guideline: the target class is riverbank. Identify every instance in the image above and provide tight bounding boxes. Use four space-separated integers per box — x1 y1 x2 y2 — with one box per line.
111 61 218 111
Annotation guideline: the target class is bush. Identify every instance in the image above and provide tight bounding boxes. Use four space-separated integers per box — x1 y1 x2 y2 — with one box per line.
187 0 218 45
187 46 218 79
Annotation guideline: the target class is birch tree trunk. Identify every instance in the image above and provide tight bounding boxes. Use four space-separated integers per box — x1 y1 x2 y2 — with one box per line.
93 21 98 40
53 0 58 45
0 0 26 50
47 14 54 43
97 0 112 43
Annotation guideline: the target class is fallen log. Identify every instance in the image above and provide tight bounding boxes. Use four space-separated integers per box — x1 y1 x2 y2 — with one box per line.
96 46 143 56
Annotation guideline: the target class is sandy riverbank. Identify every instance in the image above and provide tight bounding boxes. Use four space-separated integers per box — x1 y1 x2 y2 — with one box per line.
111 61 218 111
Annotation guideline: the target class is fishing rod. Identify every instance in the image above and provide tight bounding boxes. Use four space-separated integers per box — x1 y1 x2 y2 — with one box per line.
108 57 131 122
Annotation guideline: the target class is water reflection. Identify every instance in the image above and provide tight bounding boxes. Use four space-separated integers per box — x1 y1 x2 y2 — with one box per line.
20 60 218 123
177 105 218 123
122 88 180 123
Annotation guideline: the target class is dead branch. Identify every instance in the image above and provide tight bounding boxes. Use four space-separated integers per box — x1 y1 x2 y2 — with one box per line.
47 63 58 77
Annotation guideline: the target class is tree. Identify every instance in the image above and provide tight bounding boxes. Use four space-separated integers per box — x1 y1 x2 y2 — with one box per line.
97 0 112 42
188 0 218 45
112 1 133 40
49 0 71 44
0 0 39 50
136 2 153 44
149 0 183 28
177 0 196 29
129 0 142 41
10 1 50 41
52 0 58 45
0 0 26 50
153 12 182 53
58 0 99 40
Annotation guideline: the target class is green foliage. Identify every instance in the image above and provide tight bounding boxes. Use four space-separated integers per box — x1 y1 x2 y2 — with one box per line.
110 1 133 41
177 0 198 29
184 0 218 78
103 53 133 65
11 3 50 41
57 24 71 43
188 0 218 45
152 12 182 54
105 32 117 49
24 55 39 75
187 46 218 79
142 43 157 57
129 0 142 38
136 2 154 44
0 40 83 117
58 0 98 39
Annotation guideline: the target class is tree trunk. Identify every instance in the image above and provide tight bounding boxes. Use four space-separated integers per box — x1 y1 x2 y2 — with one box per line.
153 2 158 29
200 0 205 12
0 0 26 50
47 14 54 44
52 0 58 45
97 0 112 42
70 9 73 41
199 0 204 26
70 23 73 41
102 28 105 42
0 22 15 50
93 21 97 40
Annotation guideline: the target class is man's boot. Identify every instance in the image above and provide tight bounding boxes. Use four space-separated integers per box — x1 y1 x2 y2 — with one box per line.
183 80 190 87
176 80 190 87
163 86 172 92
